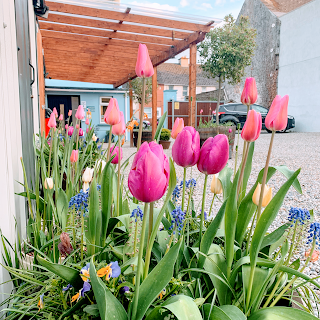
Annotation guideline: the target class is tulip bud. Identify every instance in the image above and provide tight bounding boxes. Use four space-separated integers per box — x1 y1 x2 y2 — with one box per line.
110 145 123 164
65 124 69 130
58 232 73 256
82 167 94 192
70 150 78 163
92 133 98 142
171 118 184 139
85 118 90 125
47 113 57 129
104 98 121 126
128 141 169 202
86 127 91 133
76 124 79 129
197 134 229 175
95 159 106 172
59 114 63 121
172 126 200 168
241 110 262 142
200 109 203 114
75 105 85 120
68 110 72 117
79 128 84 136
135 43 154 78
112 112 126 136
265 95 289 132
68 126 74 136
53 107 58 118
44 177 54 190
210 174 222 194
241 77 258 106
252 183 272 207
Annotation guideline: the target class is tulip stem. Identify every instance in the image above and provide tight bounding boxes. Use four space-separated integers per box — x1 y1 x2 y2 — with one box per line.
132 203 149 320
237 141 250 198
81 214 84 261
106 125 113 162
199 175 208 248
257 130 275 221
209 194 216 217
246 208 257 255
116 135 121 217
148 202 154 242
181 168 187 212
47 129 53 177
137 77 146 150
234 123 241 176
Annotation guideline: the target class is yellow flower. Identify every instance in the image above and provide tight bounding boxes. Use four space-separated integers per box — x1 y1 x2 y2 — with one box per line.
210 174 222 195
37 294 44 310
158 288 166 300
97 265 112 281
80 269 90 282
252 183 272 207
71 291 80 303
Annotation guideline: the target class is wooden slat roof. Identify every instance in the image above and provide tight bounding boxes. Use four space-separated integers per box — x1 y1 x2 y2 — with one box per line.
40 0 220 87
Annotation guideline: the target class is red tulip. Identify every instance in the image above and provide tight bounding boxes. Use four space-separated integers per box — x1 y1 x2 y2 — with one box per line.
241 110 262 142
265 95 289 131
135 44 154 78
70 150 79 163
128 141 169 203
241 78 258 106
171 118 184 139
172 126 200 168
75 105 85 120
197 134 229 175
110 145 123 164
112 112 126 136
104 98 121 126
47 113 57 129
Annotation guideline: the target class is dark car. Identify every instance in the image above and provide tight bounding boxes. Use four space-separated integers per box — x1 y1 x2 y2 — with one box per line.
216 103 295 132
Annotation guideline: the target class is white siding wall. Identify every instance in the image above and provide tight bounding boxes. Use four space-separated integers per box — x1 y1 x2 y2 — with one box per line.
0 0 26 303
278 0 320 132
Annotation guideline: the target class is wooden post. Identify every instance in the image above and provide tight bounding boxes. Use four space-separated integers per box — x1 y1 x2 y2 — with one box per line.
189 44 197 127
37 30 46 134
129 80 134 147
152 66 157 139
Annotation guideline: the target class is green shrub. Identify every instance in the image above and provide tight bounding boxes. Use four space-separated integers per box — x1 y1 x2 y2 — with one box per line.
160 128 171 141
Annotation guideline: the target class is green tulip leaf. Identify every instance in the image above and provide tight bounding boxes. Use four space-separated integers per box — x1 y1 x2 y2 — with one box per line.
218 166 233 201
56 189 68 231
154 111 167 143
89 258 128 320
203 304 247 320
248 307 319 320
261 223 290 250
135 238 182 320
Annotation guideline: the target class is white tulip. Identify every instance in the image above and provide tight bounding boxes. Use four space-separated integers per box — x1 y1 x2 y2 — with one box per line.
92 134 98 142
82 168 94 183
95 159 106 172
44 177 54 190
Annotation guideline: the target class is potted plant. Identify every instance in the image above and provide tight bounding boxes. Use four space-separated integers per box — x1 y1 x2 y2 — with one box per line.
159 128 171 149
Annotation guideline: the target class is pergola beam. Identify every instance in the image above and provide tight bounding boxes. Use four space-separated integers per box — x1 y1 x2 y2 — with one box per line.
152 67 157 139
189 44 197 127
46 1 212 32
40 13 192 40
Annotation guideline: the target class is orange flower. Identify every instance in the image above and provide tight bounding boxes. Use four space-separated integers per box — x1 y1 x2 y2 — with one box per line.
80 269 90 282
71 291 80 303
158 288 166 300
305 249 320 262
97 265 113 280
144 113 148 119
122 137 125 145
133 120 139 126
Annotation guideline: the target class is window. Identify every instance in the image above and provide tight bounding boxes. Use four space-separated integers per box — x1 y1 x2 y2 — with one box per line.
144 107 152 119
223 104 236 112
169 85 174 90
234 105 247 113
252 104 268 114
202 87 207 92
100 97 112 123
182 86 188 97
157 107 162 117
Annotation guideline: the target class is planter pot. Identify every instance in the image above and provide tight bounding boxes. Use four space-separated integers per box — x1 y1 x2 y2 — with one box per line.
133 130 153 147
21 253 65 269
197 125 236 159
159 140 171 149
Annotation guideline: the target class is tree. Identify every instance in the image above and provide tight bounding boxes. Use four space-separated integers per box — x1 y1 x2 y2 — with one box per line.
198 14 256 125
131 77 153 105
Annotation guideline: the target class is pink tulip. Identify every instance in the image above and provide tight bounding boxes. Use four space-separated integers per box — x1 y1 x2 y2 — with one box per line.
52 107 58 118
241 110 262 142
200 109 203 114
76 124 79 129
59 114 63 121
128 141 169 203
104 98 121 126
70 150 78 163
75 105 85 120
68 126 74 136
112 111 126 136
171 118 184 139
172 126 200 168
79 128 84 136
47 113 57 129
85 118 90 125
265 95 289 131
241 77 258 106
135 43 154 78
197 134 229 175
68 110 72 117
86 127 91 133
65 124 69 130
228 128 232 133
110 145 123 164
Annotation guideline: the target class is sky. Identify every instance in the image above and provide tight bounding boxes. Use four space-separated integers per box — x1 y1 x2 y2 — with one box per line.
127 0 245 21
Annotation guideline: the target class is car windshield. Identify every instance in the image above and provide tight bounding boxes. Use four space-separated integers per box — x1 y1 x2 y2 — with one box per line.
252 104 268 114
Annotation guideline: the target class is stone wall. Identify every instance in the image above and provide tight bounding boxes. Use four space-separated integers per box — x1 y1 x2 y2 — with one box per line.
225 0 281 108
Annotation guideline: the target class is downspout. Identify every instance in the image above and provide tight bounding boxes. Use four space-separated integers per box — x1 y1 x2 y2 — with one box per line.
124 91 128 141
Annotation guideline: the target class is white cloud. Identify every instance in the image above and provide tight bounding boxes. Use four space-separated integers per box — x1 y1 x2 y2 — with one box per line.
202 2 213 9
215 0 226 5
129 1 179 11
180 0 189 7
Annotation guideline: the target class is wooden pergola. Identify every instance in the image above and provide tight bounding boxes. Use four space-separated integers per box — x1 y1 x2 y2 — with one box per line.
38 0 219 137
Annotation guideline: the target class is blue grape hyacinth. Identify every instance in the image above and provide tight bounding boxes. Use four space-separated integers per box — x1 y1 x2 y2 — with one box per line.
288 207 311 226
307 222 320 246
169 206 186 235
130 206 143 222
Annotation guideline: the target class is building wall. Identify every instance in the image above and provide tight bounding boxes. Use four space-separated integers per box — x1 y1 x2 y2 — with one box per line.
163 90 178 128
163 85 215 101
278 0 320 132
225 0 281 108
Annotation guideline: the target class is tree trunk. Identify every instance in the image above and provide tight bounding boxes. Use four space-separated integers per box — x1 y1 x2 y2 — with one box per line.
216 76 222 125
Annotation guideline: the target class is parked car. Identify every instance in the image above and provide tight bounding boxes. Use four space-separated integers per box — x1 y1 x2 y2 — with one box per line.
133 117 150 129
215 103 295 132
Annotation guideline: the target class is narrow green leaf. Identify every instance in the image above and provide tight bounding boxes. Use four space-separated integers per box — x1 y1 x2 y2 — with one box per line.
135 239 182 320
240 141 255 202
203 304 247 320
155 112 167 143
261 223 290 249
218 166 233 201
56 189 68 231
89 258 128 320
248 307 318 320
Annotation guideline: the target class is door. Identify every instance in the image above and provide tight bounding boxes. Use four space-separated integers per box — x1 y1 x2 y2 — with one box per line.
47 95 79 124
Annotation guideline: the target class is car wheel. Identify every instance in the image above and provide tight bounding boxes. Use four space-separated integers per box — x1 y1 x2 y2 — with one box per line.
143 123 148 129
